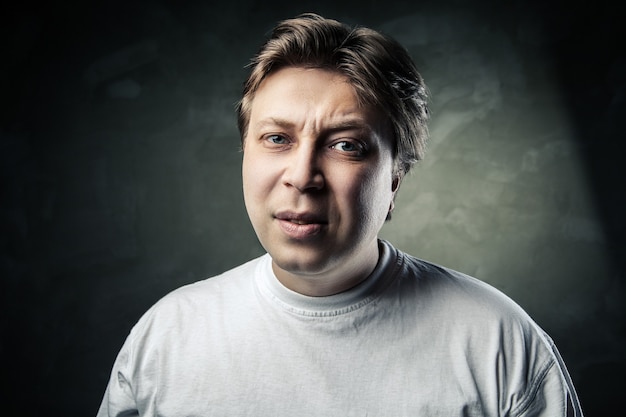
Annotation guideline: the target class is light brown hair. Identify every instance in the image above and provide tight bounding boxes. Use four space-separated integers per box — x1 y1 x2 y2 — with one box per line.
237 13 429 176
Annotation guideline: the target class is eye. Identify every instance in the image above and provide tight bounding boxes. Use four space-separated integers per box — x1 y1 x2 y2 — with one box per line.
330 140 365 155
264 134 289 145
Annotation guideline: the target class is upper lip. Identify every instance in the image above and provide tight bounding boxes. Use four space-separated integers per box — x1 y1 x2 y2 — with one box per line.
274 211 327 224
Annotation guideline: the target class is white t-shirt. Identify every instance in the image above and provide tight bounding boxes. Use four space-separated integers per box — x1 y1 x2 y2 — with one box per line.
97 240 582 416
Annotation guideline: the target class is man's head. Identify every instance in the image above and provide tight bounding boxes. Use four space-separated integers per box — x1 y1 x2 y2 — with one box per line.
239 14 430 296
237 13 429 178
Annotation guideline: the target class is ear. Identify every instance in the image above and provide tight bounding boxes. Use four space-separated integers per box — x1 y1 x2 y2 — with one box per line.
391 175 402 193
387 175 402 220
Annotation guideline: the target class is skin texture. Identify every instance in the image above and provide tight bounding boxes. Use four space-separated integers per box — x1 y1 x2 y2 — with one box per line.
242 67 400 296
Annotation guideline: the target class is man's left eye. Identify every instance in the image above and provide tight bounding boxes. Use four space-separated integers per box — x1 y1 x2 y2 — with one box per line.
331 141 361 153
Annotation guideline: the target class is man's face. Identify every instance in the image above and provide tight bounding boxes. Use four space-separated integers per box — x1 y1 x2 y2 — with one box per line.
242 67 399 295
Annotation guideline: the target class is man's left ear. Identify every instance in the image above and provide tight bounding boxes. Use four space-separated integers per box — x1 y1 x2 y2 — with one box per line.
391 175 402 193
387 175 402 221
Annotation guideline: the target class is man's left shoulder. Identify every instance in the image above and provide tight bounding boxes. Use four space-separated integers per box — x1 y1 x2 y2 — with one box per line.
395 248 543 332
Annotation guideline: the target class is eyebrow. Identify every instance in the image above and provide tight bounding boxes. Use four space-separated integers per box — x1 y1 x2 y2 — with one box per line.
254 117 375 135
253 117 294 130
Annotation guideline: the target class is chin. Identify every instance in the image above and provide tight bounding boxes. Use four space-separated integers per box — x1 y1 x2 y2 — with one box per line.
273 255 330 276
269 246 336 277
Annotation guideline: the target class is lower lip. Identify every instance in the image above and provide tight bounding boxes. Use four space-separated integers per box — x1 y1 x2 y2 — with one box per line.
277 219 324 239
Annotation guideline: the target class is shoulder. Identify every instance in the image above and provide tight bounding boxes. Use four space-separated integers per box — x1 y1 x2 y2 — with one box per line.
161 255 262 303
392 246 534 325
389 245 572 411
128 255 265 341
387 243 556 363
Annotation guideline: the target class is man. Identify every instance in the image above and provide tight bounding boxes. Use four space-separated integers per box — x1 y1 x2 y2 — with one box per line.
97 13 583 416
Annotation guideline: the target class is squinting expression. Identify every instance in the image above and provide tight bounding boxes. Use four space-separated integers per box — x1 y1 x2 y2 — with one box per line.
242 67 399 296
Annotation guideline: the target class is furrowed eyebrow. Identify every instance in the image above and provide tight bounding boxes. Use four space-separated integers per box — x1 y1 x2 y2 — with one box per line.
254 117 374 135
254 117 295 130
323 120 373 136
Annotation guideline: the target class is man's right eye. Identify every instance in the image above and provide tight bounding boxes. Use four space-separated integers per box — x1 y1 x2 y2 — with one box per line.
266 134 288 145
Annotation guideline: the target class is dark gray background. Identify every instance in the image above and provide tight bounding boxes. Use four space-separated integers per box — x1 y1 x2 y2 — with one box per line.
2 0 624 415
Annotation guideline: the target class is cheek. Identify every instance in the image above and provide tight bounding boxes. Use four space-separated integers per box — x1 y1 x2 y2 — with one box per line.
242 152 281 211
243 152 263 188
241 153 263 207
342 167 393 218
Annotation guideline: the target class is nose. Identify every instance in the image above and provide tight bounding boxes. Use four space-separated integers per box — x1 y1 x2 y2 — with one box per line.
283 144 325 192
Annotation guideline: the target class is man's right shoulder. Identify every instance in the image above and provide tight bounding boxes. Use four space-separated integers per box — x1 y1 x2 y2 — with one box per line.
166 254 264 300
129 254 266 337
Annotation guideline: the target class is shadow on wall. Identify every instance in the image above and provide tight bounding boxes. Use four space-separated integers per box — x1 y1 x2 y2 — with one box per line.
547 1 626 414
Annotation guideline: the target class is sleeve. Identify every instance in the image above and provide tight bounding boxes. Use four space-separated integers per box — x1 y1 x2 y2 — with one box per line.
96 334 140 417
515 341 584 417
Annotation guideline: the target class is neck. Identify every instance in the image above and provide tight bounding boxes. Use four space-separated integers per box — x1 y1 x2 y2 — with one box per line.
272 240 380 297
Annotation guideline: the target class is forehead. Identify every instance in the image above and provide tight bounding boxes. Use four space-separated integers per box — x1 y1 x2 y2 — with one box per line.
249 67 388 133
254 67 356 106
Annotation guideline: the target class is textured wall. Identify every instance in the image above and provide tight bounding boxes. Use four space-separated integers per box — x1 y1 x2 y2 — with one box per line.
3 0 624 414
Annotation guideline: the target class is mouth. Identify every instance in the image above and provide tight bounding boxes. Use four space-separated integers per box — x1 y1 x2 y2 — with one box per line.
285 219 316 225
274 211 327 239
275 211 327 224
